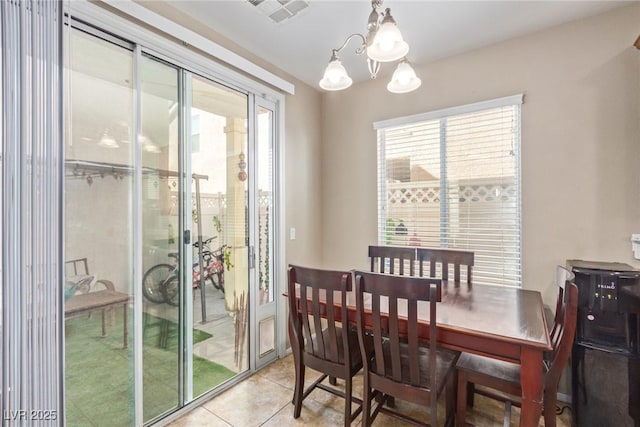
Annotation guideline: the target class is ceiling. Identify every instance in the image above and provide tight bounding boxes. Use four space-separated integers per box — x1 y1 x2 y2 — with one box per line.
172 0 634 90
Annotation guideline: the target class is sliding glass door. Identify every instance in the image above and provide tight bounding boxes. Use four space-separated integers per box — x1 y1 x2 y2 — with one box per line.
253 99 277 369
64 21 269 425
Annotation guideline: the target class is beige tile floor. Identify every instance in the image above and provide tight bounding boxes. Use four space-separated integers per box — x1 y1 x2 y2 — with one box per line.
168 354 573 427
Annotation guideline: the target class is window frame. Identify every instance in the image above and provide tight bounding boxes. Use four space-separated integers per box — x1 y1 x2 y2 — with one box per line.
374 95 523 287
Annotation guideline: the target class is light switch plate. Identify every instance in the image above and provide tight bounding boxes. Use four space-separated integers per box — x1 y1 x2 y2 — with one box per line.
290 227 296 240
632 234 640 259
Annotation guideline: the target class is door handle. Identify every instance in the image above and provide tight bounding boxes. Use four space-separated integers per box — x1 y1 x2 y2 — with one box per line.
249 246 255 269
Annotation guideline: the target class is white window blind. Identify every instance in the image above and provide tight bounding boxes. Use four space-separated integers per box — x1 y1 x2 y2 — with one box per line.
376 96 522 287
2 0 64 421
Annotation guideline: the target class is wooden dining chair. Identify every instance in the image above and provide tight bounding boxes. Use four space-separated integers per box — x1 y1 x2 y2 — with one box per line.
368 245 417 276
455 280 578 427
354 270 459 426
287 265 366 426
416 248 474 284
550 265 572 341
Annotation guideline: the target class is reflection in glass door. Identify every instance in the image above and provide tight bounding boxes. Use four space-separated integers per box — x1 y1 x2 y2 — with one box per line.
64 27 136 426
64 19 275 425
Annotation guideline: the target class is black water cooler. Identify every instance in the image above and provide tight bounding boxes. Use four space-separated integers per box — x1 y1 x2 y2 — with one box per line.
568 260 640 427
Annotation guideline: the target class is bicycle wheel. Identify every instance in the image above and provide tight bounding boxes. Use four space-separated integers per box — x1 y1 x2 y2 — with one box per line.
162 276 180 306
143 264 174 304
211 271 224 293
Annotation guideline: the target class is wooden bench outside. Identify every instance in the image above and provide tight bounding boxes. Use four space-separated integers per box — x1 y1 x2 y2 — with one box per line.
64 258 129 348
65 289 129 348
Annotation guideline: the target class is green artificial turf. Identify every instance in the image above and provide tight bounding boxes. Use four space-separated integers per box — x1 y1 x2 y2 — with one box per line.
65 310 235 426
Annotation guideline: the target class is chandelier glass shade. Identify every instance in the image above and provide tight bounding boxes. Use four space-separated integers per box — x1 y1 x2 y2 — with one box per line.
97 129 119 148
96 127 161 153
366 11 409 62
387 59 421 93
319 52 353 91
319 1 420 94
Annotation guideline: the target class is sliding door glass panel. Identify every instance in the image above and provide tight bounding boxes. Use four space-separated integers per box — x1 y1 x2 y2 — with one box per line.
255 102 277 364
190 75 248 397
64 27 135 426
140 55 181 422
257 106 274 307
0 39 3 387
0 39 4 366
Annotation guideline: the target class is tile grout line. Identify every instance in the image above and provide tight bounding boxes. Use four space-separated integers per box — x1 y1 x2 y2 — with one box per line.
201 404 234 426
258 399 292 426
203 373 294 427
257 374 294 426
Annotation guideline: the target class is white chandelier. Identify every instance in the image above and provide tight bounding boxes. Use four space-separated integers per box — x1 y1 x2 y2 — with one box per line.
319 0 421 94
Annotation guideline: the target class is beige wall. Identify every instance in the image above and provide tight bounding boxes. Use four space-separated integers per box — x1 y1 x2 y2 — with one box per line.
134 1 325 269
320 4 640 305
124 2 640 304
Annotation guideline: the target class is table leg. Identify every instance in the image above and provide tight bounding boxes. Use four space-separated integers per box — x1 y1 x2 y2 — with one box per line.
519 347 543 427
101 309 107 337
123 303 129 349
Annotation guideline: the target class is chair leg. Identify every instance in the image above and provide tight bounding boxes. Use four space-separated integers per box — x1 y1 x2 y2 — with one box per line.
385 396 396 408
362 377 371 427
446 373 455 423
457 371 469 427
431 393 438 427
503 401 512 427
543 388 558 427
344 376 352 427
101 309 107 337
158 319 170 349
330 376 337 385
292 356 305 418
467 382 476 407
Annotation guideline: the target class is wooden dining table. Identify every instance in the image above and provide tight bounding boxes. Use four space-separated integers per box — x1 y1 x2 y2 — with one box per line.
288 279 552 427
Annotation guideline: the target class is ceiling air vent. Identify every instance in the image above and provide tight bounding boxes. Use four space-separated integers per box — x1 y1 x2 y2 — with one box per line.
246 0 309 24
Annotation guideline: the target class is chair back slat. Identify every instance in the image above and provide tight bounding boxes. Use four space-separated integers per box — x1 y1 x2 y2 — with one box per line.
298 282 311 353
429 284 438 390
325 288 338 361
407 299 420 386
388 295 402 381
417 247 474 285
65 257 90 276
371 291 385 374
